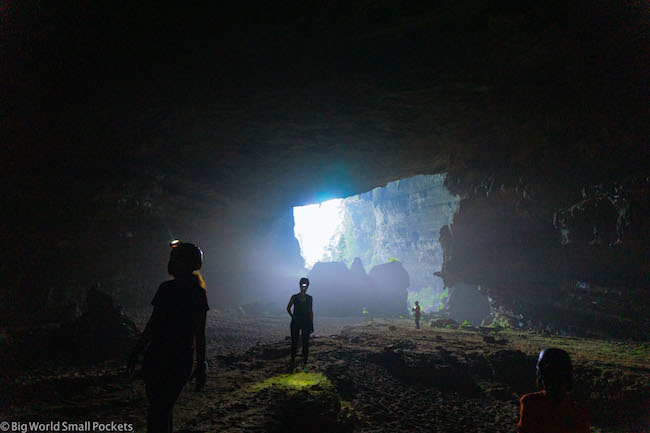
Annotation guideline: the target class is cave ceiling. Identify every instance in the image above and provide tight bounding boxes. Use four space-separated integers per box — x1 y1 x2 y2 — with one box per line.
5 1 647 218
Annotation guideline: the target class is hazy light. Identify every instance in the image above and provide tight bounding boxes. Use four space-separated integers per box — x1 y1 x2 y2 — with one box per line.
293 198 344 268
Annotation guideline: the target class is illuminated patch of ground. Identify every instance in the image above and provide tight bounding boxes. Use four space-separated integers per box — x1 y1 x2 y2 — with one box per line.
249 372 333 393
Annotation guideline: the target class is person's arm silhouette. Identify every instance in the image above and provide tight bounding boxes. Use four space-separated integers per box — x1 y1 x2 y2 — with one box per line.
287 295 295 318
309 296 314 333
192 310 208 391
127 307 161 377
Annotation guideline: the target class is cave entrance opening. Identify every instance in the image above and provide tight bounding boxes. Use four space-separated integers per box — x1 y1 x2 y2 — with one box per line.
292 174 460 313
293 198 345 268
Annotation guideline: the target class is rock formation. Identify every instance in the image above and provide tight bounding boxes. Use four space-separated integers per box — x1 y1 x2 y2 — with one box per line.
326 175 458 294
306 258 409 316
307 262 363 317
348 257 375 309
368 261 410 315
438 171 649 339
1 289 139 371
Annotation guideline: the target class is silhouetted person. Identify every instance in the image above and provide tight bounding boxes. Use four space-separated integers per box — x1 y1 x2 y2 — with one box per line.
127 240 209 433
286 277 313 370
518 348 589 433
412 301 421 329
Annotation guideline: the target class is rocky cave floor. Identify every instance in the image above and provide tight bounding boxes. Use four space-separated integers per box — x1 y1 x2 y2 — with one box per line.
2 311 649 433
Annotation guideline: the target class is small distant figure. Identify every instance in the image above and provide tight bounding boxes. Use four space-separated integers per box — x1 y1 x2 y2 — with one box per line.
517 348 590 433
127 240 209 433
412 301 421 329
286 277 314 371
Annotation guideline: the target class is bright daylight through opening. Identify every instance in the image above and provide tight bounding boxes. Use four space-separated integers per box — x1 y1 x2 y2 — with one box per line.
293 198 344 268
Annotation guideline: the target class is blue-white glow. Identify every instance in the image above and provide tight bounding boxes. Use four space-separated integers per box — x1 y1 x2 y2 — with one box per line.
293 199 345 268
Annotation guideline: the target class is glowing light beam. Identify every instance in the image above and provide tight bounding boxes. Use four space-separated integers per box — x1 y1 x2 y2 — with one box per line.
293 198 344 268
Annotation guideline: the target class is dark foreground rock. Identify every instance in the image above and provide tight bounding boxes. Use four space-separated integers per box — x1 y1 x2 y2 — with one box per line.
1 289 138 372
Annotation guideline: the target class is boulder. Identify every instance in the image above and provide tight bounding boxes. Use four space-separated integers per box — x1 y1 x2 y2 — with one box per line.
1 288 139 370
306 258 410 316
429 317 459 328
348 257 376 310
368 260 409 315
307 261 363 316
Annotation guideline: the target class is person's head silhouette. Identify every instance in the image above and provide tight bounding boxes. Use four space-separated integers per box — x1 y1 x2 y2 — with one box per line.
299 277 309 293
536 348 573 401
168 240 203 278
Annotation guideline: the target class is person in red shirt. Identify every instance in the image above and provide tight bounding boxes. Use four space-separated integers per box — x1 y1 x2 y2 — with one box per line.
127 240 209 433
412 301 421 329
518 348 590 433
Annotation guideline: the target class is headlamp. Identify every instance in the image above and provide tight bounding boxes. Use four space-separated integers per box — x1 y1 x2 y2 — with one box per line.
170 239 181 248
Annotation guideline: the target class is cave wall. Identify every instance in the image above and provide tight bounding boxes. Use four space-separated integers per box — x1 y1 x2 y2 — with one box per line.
439 167 649 339
328 174 458 293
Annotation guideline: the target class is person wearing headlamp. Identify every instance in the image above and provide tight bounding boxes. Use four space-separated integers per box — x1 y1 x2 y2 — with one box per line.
127 240 209 433
517 348 589 433
286 277 314 371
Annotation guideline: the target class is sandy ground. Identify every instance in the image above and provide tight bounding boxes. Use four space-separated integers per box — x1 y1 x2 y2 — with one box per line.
2 312 649 432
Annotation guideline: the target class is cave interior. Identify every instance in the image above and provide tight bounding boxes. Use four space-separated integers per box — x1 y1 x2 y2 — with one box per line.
4 0 648 338
2 0 649 430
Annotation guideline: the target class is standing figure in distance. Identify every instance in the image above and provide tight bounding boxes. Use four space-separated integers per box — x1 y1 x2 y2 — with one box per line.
412 301 421 329
127 240 209 433
517 348 589 433
286 277 314 371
